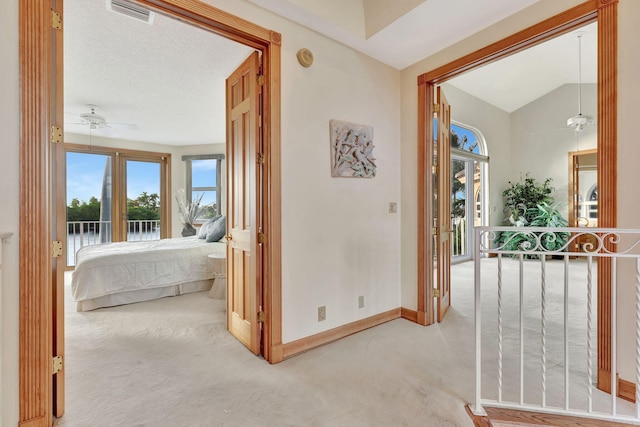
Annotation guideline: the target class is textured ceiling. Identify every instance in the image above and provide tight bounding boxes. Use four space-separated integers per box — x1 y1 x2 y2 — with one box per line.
64 0 254 146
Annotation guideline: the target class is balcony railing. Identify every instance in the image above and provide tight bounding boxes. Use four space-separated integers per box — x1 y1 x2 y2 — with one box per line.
66 220 160 266
452 217 468 258
471 226 640 423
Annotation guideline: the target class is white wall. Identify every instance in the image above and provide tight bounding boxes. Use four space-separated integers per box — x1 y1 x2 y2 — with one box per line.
0 1 19 425
211 1 402 342
616 0 640 383
198 0 401 343
64 133 225 238
510 83 597 219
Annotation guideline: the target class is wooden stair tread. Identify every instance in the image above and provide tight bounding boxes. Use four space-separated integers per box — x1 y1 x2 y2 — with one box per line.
466 405 638 427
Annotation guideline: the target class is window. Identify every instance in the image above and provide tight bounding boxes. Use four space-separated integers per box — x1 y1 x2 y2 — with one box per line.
183 154 224 220
587 184 598 219
450 122 488 261
66 147 170 267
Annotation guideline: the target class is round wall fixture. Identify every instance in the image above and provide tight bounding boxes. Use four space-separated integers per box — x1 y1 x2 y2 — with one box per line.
296 48 314 68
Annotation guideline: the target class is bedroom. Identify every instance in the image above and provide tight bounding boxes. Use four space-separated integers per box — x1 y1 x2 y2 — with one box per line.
61 0 252 315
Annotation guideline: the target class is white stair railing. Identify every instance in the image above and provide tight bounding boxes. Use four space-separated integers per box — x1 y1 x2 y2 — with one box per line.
472 226 640 424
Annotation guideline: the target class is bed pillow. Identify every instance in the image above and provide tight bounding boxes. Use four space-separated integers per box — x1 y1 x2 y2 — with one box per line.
206 215 226 242
197 216 220 239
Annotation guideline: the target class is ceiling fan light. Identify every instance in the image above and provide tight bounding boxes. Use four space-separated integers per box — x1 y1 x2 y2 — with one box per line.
80 111 106 127
567 113 594 131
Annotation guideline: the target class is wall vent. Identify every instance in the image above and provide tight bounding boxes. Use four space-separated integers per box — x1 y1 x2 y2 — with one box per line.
107 0 155 25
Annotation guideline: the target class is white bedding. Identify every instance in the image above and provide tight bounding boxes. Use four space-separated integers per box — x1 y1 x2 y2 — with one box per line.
71 236 226 311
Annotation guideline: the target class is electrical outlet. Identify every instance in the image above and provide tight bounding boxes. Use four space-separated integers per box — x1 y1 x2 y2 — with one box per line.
389 202 397 213
318 306 326 321
358 295 364 309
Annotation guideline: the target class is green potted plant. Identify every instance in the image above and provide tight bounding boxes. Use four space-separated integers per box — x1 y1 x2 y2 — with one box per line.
497 175 569 255
502 174 554 226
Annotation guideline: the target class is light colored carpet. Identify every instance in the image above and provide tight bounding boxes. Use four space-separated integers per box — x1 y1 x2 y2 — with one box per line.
55 272 476 427
55 258 635 426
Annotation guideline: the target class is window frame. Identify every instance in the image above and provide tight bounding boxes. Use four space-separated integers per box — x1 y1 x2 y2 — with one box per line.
182 153 225 221
64 143 171 257
449 122 489 263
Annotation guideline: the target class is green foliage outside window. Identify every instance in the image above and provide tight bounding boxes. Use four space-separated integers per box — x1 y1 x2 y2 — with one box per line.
68 192 160 222
126 191 160 221
67 192 161 234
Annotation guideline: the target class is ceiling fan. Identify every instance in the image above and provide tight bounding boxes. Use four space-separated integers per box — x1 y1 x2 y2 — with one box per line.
566 32 595 132
529 31 596 139
65 104 138 132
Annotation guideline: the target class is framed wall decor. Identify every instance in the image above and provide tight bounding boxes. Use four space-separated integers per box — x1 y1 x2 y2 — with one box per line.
330 119 376 178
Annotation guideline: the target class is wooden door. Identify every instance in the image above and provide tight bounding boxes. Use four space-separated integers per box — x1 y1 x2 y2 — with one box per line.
226 51 262 354
53 0 66 416
436 86 451 322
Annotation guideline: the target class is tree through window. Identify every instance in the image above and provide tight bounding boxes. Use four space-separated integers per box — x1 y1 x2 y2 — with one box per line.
450 123 487 260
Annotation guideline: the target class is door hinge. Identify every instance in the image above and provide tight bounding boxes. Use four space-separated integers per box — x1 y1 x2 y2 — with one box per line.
257 310 265 323
432 165 438 175
51 10 62 30
52 355 63 374
257 74 265 86
257 233 265 244
433 103 440 113
51 126 63 143
431 227 438 236
256 153 265 165
51 240 63 258
433 288 440 298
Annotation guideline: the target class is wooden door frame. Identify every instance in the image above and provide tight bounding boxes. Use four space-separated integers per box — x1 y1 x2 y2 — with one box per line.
568 148 598 230
417 0 617 392
19 0 282 425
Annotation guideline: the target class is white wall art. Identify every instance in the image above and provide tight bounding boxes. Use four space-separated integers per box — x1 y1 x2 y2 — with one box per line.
330 119 376 177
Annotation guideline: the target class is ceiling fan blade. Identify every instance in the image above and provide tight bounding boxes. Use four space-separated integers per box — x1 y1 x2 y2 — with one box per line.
64 111 83 119
106 122 138 130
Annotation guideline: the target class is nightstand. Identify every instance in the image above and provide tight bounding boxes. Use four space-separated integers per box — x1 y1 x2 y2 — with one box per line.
207 253 226 299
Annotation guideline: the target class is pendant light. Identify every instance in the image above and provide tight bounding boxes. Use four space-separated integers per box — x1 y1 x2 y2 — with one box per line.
566 32 594 132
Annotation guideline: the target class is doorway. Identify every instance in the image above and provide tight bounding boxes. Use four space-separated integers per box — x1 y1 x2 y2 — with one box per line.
19 0 282 424
417 1 617 393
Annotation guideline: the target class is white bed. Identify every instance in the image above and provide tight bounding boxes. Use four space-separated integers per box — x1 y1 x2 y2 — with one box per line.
71 236 226 311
